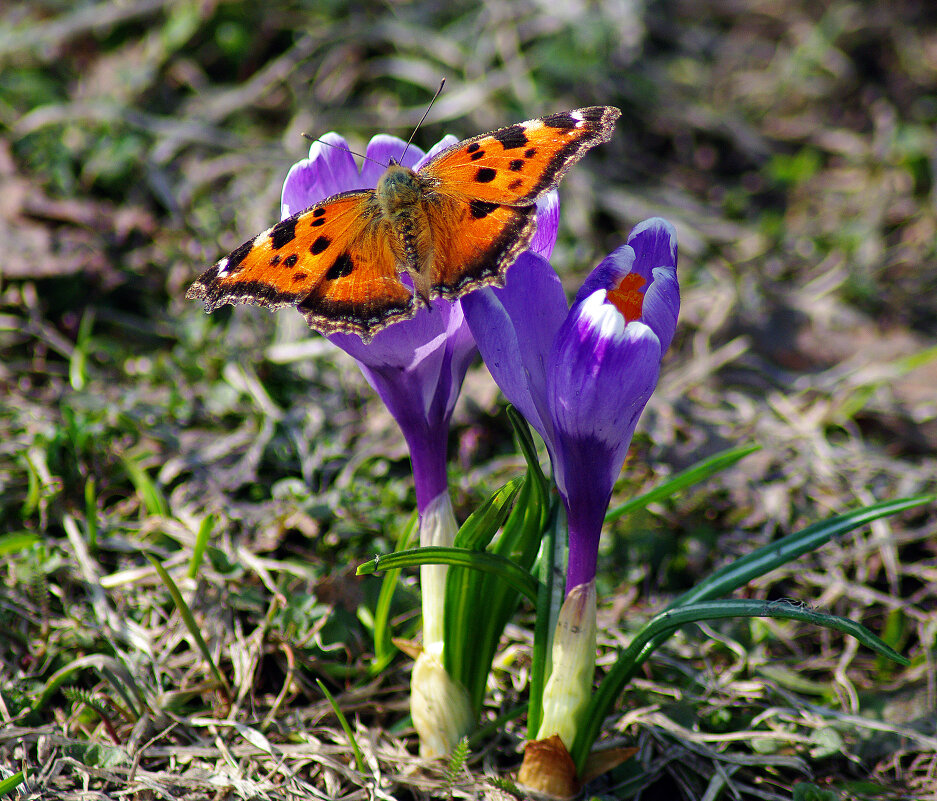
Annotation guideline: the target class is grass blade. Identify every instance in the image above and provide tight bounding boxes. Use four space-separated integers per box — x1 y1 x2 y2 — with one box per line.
527 501 561 738
0 771 26 796
68 308 95 391
317 679 365 773
84 477 98 552
33 654 143 714
145 553 232 702
0 531 41 556
358 546 539 603
609 496 937 681
370 511 418 674
627 598 908 669
453 476 524 551
607 442 760 522
573 493 933 770
671 494 934 610
122 456 169 518
188 514 214 579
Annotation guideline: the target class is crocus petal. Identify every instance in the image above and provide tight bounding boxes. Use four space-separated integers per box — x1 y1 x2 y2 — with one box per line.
332 296 452 372
572 244 635 307
529 191 560 259
280 133 361 218
332 298 473 416
462 251 568 449
572 222 679 357
339 354 448 511
549 297 662 476
435 301 480 423
628 217 679 353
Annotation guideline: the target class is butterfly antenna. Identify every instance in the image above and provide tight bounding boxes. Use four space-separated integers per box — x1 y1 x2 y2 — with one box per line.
400 78 446 164
301 133 387 168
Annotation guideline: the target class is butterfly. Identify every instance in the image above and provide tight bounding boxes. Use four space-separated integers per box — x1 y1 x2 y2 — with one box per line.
187 106 621 343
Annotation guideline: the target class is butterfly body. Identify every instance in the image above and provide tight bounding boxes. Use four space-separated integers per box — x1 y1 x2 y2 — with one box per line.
188 106 621 342
374 160 438 303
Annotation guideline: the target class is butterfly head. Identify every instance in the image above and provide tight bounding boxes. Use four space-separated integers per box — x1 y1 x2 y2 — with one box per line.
376 161 425 216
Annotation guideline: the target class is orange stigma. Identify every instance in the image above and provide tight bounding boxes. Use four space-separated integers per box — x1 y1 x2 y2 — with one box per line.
606 272 646 323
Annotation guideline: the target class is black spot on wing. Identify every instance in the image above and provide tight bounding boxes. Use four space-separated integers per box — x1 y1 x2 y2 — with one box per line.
283 254 298 268
270 254 281 266
508 179 523 190
325 252 354 280
542 111 578 130
312 207 326 217
466 142 481 153
579 107 608 122
311 218 326 227
524 147 537 159
469 199 499 219
470 150 485 161
509 159 524 171
493 125 528 150
475 167 497 183
225 239 254 273
270 217 298 249
310 235 330 255
293 272 308 282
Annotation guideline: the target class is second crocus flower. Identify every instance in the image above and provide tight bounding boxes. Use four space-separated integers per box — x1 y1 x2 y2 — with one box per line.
463 218 680 779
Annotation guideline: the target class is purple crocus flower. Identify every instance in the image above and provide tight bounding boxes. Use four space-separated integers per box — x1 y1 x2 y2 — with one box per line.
281 130 561 757
463 218 680 593
464 218 678 771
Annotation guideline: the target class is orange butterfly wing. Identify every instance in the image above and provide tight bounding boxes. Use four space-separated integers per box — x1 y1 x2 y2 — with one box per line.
186 192 416 337
423 195 538 296
418 106 621 298
422 107 620 204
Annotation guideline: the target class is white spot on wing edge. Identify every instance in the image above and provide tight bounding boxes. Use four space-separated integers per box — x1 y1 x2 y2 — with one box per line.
215 227 271 279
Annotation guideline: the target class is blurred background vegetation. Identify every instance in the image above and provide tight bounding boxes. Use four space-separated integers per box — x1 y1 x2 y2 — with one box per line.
1 1 935 798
